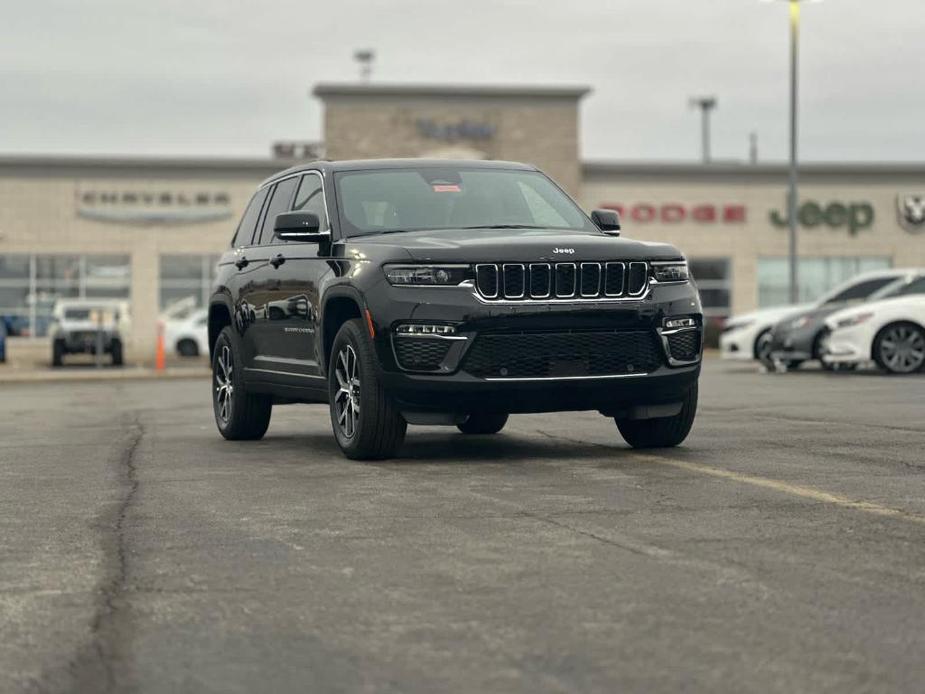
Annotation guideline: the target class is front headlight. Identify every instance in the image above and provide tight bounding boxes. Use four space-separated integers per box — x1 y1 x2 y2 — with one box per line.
651 261 689 283
384 264 469 286
835 312 873 329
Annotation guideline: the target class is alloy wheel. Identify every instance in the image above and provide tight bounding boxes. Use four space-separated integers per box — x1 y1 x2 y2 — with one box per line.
334 344 361 438
215 344 234 424
879 325 925 373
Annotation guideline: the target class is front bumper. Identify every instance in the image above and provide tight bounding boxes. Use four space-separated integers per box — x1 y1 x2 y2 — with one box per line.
365 279 703 414
720 326 758 361
768 325 820 364
58 331 116 354
819 326 868 365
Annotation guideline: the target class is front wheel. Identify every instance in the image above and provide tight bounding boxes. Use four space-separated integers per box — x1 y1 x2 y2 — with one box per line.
873 322 925 374
329 319 406 460
212 327 272 440
616 383 698 449
457 412 508 435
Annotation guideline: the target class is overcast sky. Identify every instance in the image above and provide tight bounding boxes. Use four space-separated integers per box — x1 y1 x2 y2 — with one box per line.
2 0 923 163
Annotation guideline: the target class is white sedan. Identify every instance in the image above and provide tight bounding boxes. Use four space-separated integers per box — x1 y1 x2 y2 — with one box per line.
823 286 925 374
720 269 914 364
164 309 209 358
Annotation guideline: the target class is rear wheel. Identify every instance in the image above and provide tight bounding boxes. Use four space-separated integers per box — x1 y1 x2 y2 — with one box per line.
212 327 272 440
52 339 65 367
329 319 406 460
177 339 199 357
616 383 698 449
111 339 123 366
873 322 925 374
457 412 508 435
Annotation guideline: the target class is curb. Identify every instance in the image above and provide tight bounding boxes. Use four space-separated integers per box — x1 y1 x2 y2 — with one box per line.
0 367 210 384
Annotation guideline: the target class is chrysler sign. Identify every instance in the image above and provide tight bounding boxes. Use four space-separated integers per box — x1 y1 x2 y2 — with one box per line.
77 189 233 225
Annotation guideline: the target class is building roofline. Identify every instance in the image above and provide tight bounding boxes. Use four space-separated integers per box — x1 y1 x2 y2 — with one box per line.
312 82 592 99
0 154 285 177
582 160 925 178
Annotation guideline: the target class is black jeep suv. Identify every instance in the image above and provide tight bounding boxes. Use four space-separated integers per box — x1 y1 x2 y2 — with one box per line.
209 159 702 459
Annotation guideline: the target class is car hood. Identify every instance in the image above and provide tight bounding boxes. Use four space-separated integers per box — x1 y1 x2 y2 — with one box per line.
825 295 925 329
725 303 814 330
350 228 682 263
772 303 851 334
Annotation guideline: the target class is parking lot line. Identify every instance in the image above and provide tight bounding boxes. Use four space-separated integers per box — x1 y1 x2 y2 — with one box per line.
637 453 925 526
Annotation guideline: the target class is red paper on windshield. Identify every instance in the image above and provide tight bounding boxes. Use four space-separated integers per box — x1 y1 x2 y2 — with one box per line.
432 184 461 193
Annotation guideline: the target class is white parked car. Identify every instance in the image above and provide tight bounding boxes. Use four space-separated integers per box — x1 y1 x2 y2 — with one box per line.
164 309 208 358
822 276 925 374
720 269 914 364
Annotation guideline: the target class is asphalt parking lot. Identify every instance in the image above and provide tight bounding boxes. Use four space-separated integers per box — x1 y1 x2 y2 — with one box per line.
1 361 924 693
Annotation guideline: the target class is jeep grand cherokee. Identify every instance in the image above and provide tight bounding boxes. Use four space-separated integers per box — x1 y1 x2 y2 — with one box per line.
208 159 702 459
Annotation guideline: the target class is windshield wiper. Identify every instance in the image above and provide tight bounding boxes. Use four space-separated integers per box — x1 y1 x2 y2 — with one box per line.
460 224 540 230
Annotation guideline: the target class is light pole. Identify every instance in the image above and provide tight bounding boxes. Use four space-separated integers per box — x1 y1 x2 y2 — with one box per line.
689 96 718 163
764 0 819 304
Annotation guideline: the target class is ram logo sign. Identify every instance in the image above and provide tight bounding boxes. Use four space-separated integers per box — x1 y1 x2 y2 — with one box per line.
897 194 925 234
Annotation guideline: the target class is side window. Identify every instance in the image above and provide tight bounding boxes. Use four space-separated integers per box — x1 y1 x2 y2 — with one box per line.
894 277 925 297
292 173 329 233
825 278 894 303
231 188 269 247
256 177 299 246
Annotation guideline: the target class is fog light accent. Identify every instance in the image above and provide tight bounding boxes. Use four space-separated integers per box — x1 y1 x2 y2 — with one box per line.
395 323 456 336
664 317 697 329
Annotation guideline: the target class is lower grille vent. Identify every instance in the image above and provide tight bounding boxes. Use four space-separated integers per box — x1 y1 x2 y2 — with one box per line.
462 330 662 379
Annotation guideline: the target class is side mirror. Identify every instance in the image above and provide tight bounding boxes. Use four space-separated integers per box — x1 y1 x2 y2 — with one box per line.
274 212 329 242
591 209 621 235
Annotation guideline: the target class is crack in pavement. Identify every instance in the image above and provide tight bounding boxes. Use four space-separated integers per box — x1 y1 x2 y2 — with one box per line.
65 414 144 693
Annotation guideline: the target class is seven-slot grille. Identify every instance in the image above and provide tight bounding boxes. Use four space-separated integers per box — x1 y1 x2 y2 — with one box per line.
474 261 647 300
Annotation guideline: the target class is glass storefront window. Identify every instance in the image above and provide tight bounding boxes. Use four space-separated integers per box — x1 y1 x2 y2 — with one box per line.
758 257 892 307
0 254 131 337
690 258 731 318
159 254 220 316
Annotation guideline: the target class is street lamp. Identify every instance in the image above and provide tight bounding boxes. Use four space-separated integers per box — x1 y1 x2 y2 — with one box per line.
689 96 718 164
763 0 821 304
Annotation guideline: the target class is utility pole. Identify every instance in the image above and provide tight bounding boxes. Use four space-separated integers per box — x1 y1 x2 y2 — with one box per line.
750 131 759 164
353 50 375 83
689 96 718 164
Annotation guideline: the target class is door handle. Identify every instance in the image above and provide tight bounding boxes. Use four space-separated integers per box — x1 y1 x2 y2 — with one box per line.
235 255 249 270
270 253 286 269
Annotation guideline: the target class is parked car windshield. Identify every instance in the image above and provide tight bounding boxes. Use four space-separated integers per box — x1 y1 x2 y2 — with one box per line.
334 167 597 237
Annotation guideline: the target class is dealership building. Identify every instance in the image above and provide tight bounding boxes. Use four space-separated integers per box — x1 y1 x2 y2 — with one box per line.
1 83 924 361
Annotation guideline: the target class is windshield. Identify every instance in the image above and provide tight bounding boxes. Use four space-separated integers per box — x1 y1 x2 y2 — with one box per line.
63 307 118 322
334 167 597 237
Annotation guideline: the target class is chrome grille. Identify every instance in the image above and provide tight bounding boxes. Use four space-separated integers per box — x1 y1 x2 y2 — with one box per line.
474 261 648 301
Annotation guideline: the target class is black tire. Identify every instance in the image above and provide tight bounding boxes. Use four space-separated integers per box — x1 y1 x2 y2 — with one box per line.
52 339 65 367
755 329 774 369
177 339 199 358
457 412 508 435
873 322 925 375
328 319 406 460
616 382 698 449
111 339 124 366
212 326 272 440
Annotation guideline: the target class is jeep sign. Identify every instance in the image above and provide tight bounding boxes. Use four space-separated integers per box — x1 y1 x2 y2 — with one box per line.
769 199 874 236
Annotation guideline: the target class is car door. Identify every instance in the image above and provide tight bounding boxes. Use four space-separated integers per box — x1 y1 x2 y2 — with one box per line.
236 176 299 373
262 171 332 378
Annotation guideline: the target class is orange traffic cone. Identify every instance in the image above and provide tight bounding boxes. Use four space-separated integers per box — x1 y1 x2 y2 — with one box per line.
155 321 166 371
